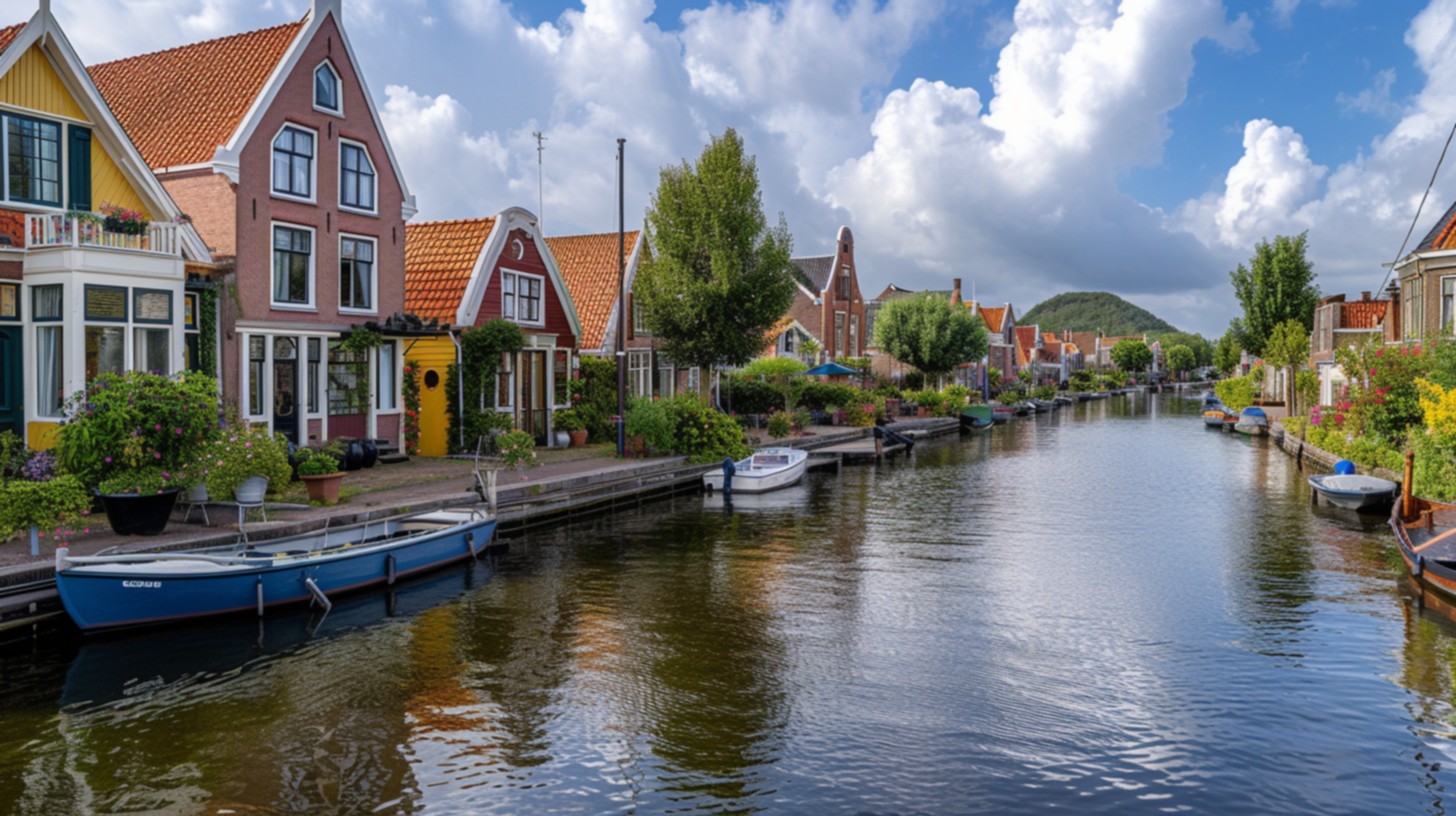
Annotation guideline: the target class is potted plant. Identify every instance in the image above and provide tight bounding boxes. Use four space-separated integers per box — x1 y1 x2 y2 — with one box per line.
555 408 588 447
198 416 292 510
296 448 344 504
95 466 185 535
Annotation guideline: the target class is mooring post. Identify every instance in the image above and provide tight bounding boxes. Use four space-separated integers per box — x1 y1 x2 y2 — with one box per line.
1404 450 1416 521
487 470 498 515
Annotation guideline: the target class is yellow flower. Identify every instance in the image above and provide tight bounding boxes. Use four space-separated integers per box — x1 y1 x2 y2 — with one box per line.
1416 379 1456 440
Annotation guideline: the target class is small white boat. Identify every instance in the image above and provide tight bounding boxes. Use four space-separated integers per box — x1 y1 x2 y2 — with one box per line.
703 447 808 494
1308 473 1399 512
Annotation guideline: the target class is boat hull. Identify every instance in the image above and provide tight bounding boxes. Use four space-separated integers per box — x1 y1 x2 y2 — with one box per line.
1309 474 1398 512
702 448 808 494
56 513 497 632
1392 498 1456 608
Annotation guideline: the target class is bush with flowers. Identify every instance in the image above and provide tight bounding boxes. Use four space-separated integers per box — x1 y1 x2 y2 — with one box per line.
496 430 537 470
100 203 148 236
197 415 292 500
403 358 422 456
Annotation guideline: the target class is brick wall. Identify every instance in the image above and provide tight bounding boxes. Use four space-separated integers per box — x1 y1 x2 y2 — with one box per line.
160 170 237 260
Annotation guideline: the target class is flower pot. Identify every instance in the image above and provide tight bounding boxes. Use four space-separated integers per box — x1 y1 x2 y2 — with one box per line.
98 488 181 536
188 483 209 503
554 430 570 448
569 429 588 447
301 472 344 504
234 476 269 505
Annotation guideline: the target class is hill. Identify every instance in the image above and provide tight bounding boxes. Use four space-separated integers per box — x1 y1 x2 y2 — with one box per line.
1018 292 1178 336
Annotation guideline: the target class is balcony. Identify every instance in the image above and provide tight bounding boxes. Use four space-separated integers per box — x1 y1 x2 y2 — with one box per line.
25 213 181 257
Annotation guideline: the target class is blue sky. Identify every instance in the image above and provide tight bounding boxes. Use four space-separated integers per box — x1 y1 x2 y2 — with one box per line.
50 0 1456 337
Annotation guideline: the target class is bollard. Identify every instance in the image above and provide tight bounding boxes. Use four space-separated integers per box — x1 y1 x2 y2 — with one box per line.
721 457 736 495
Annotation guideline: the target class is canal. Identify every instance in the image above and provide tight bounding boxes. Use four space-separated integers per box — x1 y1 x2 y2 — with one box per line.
1 393 1453 813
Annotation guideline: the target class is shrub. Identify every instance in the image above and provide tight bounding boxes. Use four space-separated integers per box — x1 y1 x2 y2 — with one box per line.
554 407 586 432
0 475 91 543
575 356 619 442
198 421 292 500
943 384 975 405
296 448 340 476
723 374 780 416
446 320 524 453
799 381 859 410
1216 373 1257 413
97 466 179 496
666 396 751 463
55 371 218 490
626 397 676 454
903 370 926 391
766 411 792 438
497 430 536 469
846 395 886 427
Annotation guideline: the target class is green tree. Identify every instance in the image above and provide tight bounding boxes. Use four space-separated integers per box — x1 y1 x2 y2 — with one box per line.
1213 329 1241 377
1110 338 1153 380
1165 344 1196 381
1263 318 1310 414
1229 233 1320 356
635 129 797 380
872 293 989 386
1157 331 1212 367
741 356 808 413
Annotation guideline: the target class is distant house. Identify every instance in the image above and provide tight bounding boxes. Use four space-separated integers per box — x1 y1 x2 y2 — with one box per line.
766 226 867 362
1311 291 1389 405
404 208 581 454
1392 199 1456 343
980 302 1017 383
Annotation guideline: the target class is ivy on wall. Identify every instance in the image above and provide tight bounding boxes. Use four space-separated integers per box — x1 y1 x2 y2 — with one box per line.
198 286 218 377
403 358 421 456
445 319 524 454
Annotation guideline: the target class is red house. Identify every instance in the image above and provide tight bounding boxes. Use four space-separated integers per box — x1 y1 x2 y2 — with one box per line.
768 226 868 361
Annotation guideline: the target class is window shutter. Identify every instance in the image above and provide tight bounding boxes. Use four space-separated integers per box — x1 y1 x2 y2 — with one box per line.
626 293 634 340
68 127 92 212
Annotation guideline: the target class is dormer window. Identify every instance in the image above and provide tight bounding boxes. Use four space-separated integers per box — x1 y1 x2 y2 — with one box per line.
314 61 341 114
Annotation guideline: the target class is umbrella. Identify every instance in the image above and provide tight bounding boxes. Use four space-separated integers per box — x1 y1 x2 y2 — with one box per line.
804 361 858 376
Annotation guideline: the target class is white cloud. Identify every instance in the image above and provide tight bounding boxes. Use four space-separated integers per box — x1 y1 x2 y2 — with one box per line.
1337 68 1401 118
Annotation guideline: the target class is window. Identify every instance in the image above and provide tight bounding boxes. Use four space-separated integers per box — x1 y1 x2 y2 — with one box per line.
686 367 700 394
307 338 322 414
133 289 172 324
633 297 650 336
85 285 127 322
248 336 266 416
655 359 674 398
376 340 398 411
850 313 860 355
32 285 62 321
501 271 543 324
1406 278 1422 341
339 236 375 311
628 349 651 397
314 61 340 113
340 142 376 212
837 267 851 300
271 126 314 199
0 283 18 320
272 225 313 306
328 343 370 415
834 312 846 356
553 350 569 407
782 330 796 355
35 325 62 417
496 353 513 409
7 115 61 205
85 326 124 379
183 293 202 373
135 328 168 374
1443 277 1455 334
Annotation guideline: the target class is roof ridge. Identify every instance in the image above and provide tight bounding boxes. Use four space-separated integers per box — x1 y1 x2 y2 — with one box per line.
408 216 497 228
89 19 305 70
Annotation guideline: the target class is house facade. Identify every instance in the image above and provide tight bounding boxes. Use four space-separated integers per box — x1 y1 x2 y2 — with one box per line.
1311 291 1389 405
0 5 212 448
1393 199 1456 345
776 226 867 361
405 209 582 455
89 0 412 448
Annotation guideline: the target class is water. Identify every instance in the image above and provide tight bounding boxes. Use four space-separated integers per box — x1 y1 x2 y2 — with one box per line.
3 394 1454 814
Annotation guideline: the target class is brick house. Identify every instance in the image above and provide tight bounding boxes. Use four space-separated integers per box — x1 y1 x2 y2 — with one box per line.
769 226 867 362
0 5 212 447
1311 291 1389 405
88 0 413 448
405 209 582 453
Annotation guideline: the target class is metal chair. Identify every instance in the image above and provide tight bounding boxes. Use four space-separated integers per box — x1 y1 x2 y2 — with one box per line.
235 476 269 532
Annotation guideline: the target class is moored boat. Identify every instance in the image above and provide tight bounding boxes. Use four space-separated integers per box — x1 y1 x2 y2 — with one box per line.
991 405 1015 423
55 509 497 633
1390 462 1456 606
1308 473 1398 512
1234 407 1269 436
1030 399 1054 413
703 447 808 494
960 405 994 432
1053 396 1075 407
1203 409 1227 428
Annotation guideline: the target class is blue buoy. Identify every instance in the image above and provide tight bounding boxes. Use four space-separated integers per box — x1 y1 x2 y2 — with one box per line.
1333 460 1356 475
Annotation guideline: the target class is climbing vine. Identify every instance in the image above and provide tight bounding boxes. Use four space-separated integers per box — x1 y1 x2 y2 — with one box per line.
445 319 524 454
338 326 383 353
403 357 421 456
197 286 218 377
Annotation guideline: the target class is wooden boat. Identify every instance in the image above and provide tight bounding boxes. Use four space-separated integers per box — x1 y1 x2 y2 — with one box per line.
55 509 498 633
1014 402 1033 417
702 447 808 494
1390 457 1456 606
1053 396 1075 408
1308 473 1398 512
991 405 1015 423
1234 407 1269 436
1030 399 1055 413
960 405 994 432
1203 409 1228 427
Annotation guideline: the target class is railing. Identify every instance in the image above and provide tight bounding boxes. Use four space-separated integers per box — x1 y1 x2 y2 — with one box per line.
25 213 181 257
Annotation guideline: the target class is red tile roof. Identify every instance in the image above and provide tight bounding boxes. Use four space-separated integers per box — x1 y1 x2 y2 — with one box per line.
1341 300 1388 330
546 231 637 351
1014 325 1039 366
404 218 495 323
88 21 304 168
0 23 24 55
980 306 1008 334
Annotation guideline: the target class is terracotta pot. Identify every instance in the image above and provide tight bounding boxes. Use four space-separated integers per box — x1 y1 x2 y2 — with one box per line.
301 472 344 504
569 429 589 447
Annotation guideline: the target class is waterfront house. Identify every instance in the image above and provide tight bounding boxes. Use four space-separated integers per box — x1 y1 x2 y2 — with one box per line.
88 0 413 449
766 227 868 363
404 208 582 455
1311 291 1389 405
1392 198 1456 344
0 4 212 448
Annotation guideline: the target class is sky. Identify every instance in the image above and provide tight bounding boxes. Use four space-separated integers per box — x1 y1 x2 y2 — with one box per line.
39 0 1456 337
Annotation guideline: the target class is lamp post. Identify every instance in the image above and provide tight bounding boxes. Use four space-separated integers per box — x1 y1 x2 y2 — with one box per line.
616 138 627 458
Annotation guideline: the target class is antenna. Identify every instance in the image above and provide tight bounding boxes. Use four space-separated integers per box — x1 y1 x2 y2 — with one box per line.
533 131 547 234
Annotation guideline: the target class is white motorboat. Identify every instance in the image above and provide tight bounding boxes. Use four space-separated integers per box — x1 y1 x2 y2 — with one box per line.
1308 473 1399 512
702 447 809 494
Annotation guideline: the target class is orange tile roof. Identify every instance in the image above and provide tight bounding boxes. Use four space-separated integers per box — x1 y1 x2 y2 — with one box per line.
1341 300 1389 330
761 315 797 356
1041 332 1060 347
980 306 1007 333
88 21 304 168
404 218 495 323
0 23 24 55
546 231 637 351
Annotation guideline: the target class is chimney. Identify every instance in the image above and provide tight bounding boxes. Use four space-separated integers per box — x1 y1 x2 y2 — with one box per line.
1386 280 1401 341
950 278 962 305
1361 291 1371 302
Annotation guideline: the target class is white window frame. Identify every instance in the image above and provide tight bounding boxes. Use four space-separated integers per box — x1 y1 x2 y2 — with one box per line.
270 122 317 204
495 352 514 410
500 269 546 328
1442 275 1456 336
270 221 317 311
338 233 377 315
375 340 400 412
33 323 64 418
313 59 343 117
338 138 378 216
628 348 652 397
242 333 269 421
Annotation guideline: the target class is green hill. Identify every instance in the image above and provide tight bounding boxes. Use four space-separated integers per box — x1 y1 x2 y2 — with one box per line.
1018 292 1178 336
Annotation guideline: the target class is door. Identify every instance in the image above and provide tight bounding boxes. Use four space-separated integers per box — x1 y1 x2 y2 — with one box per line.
518 350 548 445
272 337 299 444
0 326 20 438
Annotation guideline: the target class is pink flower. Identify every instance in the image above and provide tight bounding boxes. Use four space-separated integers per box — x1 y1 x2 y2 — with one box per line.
175 428 183 435
153 451 161 459
154 424 161 431
103 456 111 463
1376 348 1384 357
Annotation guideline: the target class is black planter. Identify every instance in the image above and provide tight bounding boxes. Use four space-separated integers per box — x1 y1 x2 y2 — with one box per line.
343 439 364 471
98 488 181 536
286 441 300 480
360 439 378 469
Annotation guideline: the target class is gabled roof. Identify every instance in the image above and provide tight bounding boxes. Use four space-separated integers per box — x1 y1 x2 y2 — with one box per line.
546 230 639 351
980 306 1009 334
89 21 304 169
1041 332 1060 347
791 255 834 293
0 23 23 55
762 315 805 356
1417 198 1456 251
404 218 495 322
873 283 915 301
1341 300 1389 330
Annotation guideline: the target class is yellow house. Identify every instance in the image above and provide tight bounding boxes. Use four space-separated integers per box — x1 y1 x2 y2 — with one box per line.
0 2 212 448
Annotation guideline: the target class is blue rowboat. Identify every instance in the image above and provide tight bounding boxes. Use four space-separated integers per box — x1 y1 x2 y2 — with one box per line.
960 405 994 431
55 509 496 632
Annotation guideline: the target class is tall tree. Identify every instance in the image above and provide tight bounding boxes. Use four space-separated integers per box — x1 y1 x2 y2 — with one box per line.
1263 319 1310 414
1229 233 1320 356
1110 338 1153 381
635 129 797 379
873 294 989 385
1213 328 1241 376
1165 345 1196 381
1156 331 1212 367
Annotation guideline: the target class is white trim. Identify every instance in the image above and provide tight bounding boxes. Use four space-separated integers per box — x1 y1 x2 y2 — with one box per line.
269 220 317 311
373 338 401 414
337 231 378 315
0 100 88 127
214 2 418 223
269 121 318 204
311 58 343 118
500 268 546 328
337 137 378 216
455 206 584 338
597 229 644 354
